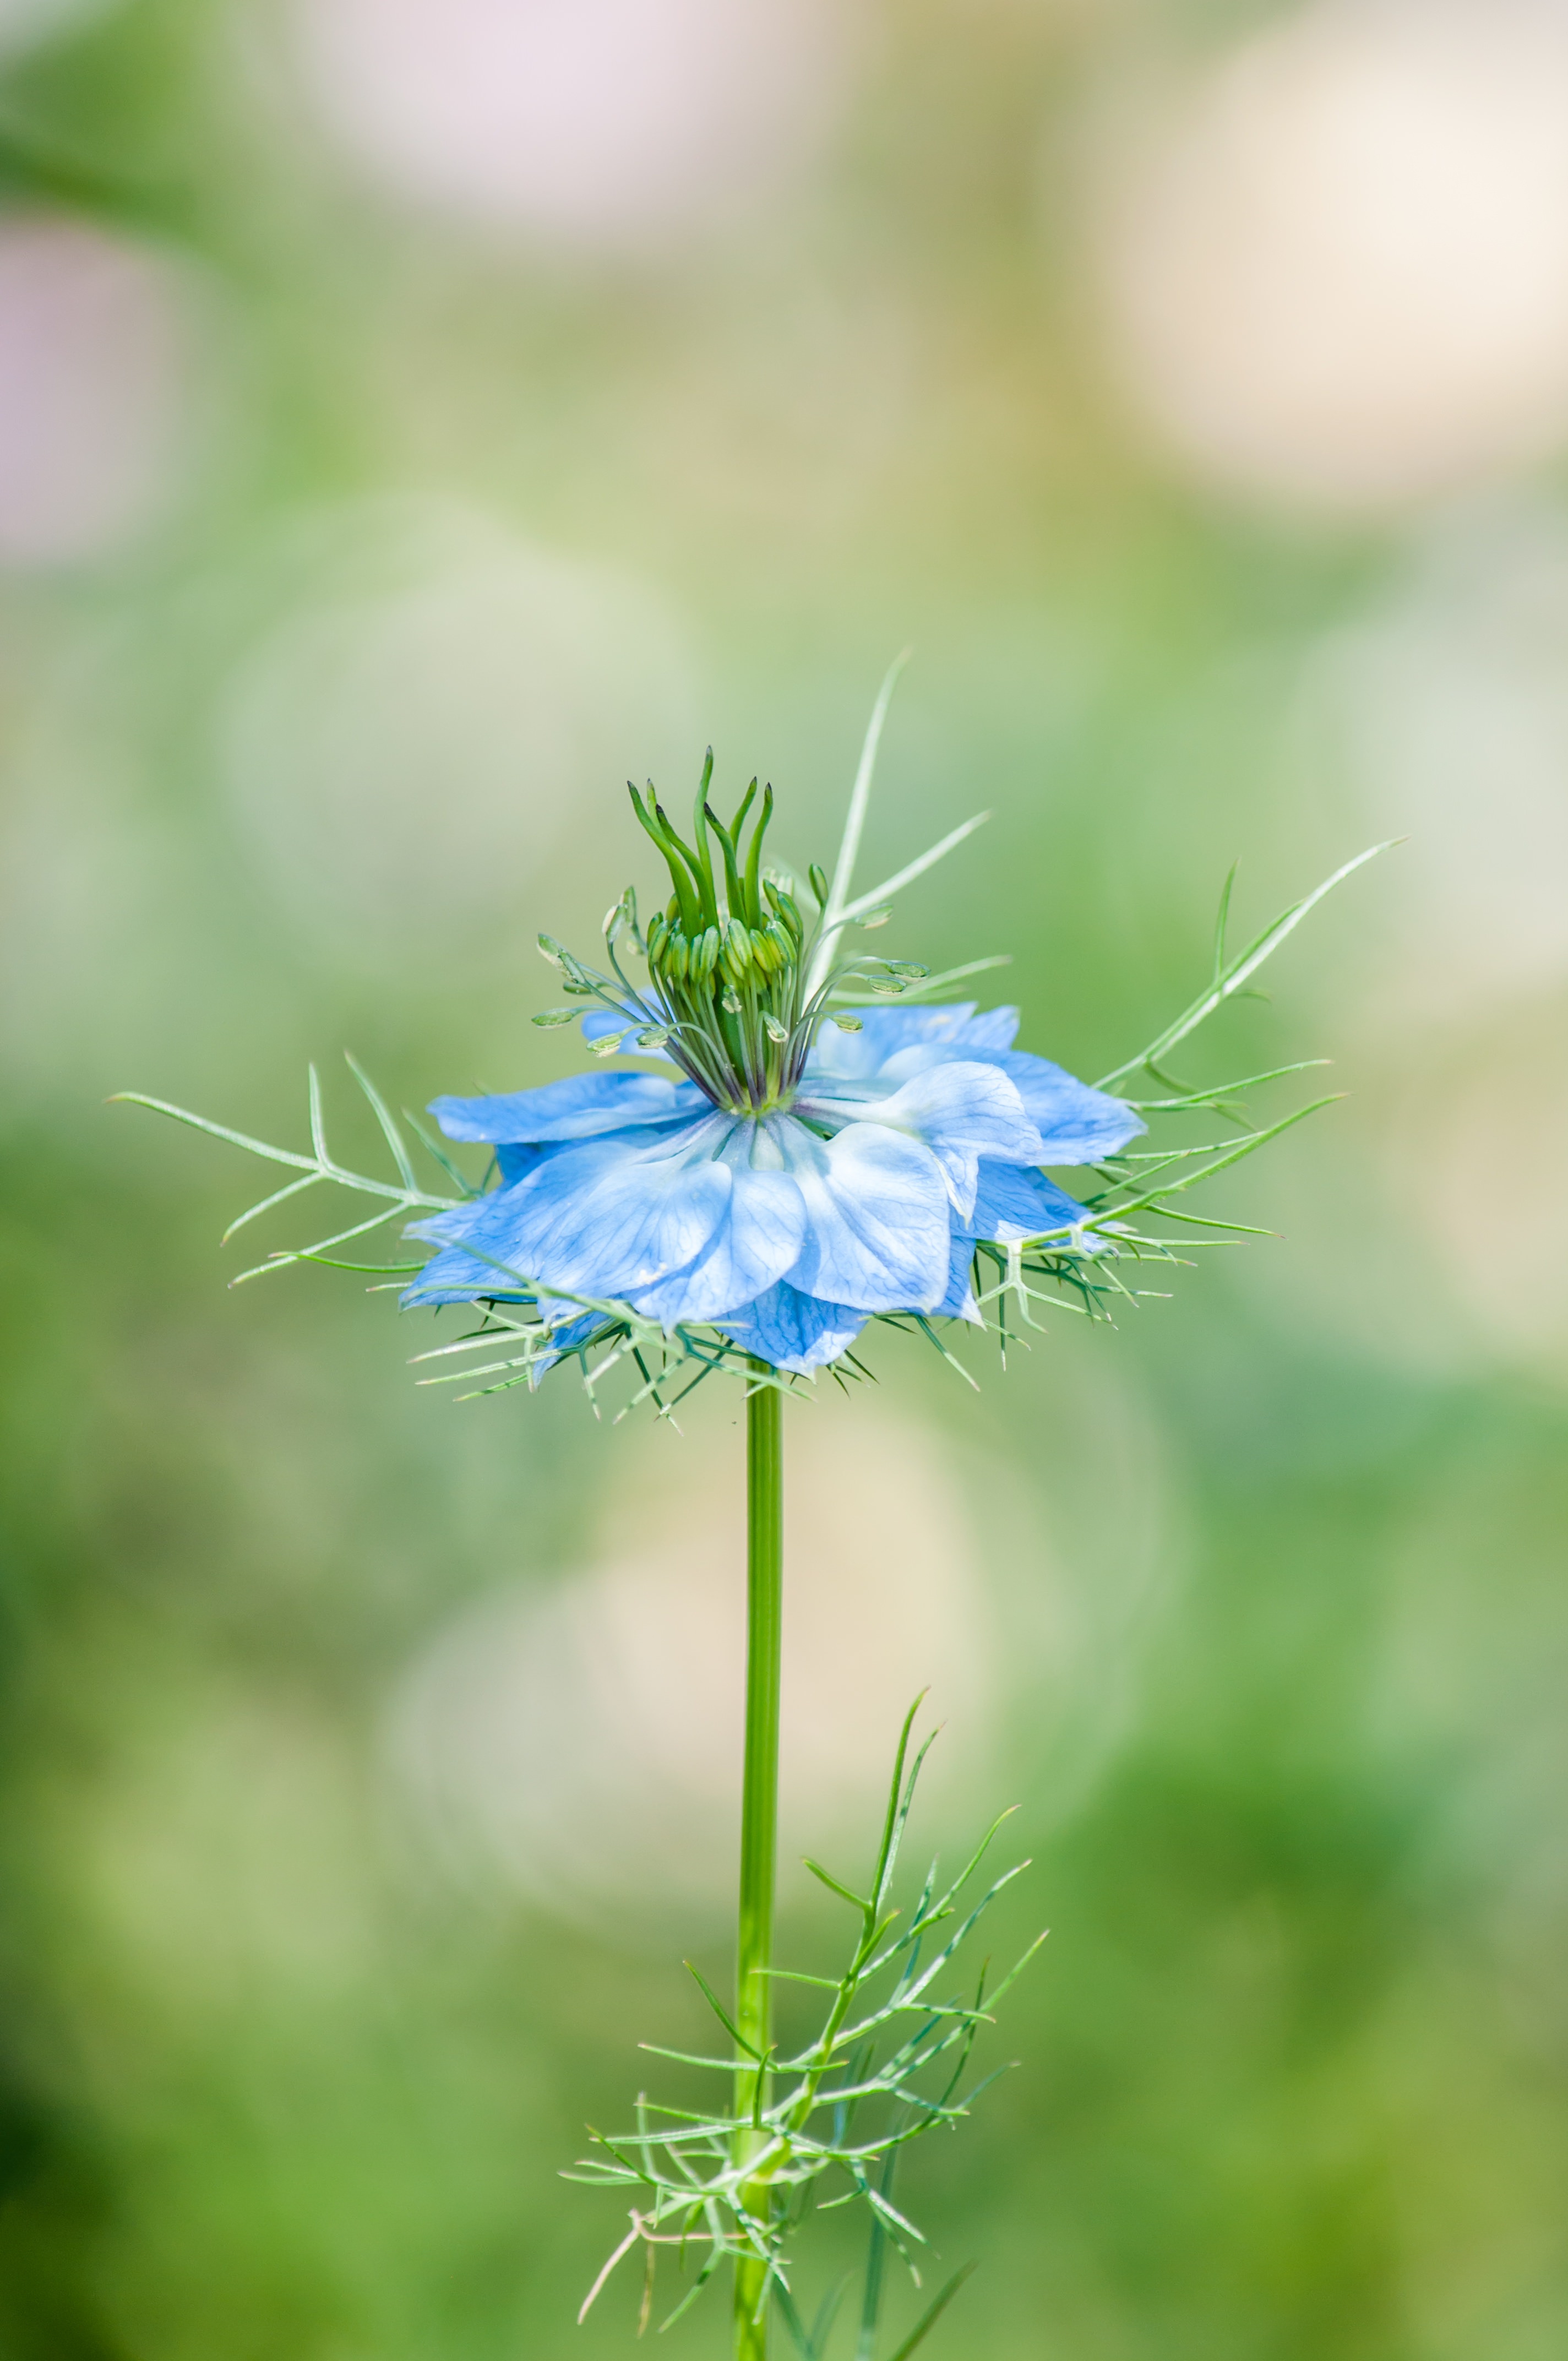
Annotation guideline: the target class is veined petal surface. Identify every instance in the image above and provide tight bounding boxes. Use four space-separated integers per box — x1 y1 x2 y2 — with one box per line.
526 1307 608 1386
965 1158 1087 1244
718 1282 867 1374
407 1115 736 1304
432 1070 703 1144
802 1004 1142 1166
937 1232 983 1322
799 1059 1042 1220
804 1003 1016 1081
624 1131 808 1325
771 1116 950 1312
974 1051 1143 1162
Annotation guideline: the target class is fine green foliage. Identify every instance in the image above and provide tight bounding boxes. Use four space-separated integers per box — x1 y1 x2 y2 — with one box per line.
944 839 1393 1370
113 1054 463 1286
113 1058 772 1414
564 1703 1042 2348
115 658 1391 1411
113 833 1389 1414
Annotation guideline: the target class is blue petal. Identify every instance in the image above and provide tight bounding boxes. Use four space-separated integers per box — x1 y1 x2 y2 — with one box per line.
719 1282 867 1374
496 1140 559 1185
937 1231 982 1321
964 1160 1086 1244
805 1002 988 1081
432 1071 704 1144
772 1115 951 1312
526 1307 614 1385
854 1037 1142 1166
797 1059 1042 1220
802 1002 1137 1165
402 1241 532 1306
947 1005 1019 1051
977 1052 1144 1163
406 1115 737 1303
625 1129 808 1325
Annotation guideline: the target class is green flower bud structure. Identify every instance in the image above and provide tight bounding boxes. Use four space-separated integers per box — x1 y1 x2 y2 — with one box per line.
598 762 940 1118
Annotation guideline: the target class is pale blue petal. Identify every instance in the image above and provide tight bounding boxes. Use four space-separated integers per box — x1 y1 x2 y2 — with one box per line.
626 1146 807 1326
720 1282 867 1374
527 1308 613 1385
496 1140 568 1185
964 1160 1086 1244
937 1231 982 1322
978 1052 1144 1162
402 1242 532 1307
948 1005 1019 1052
798 1005 1138 1171
861 1039 1142 1166
406 1115 736 1303
772 1116 951 1312
432 1071 703 1144
797 1060 1042 1220
804 1003 984 1082
803 1002 1136 1164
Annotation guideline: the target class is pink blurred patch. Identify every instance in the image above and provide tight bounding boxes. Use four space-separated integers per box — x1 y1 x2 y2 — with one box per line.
291 0 857 254
0 215 198 566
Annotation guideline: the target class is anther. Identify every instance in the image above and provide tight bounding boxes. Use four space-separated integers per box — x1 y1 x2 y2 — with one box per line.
723 917 752 982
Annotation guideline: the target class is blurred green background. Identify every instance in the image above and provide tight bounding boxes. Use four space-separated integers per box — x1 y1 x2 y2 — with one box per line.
2 0 1566 2354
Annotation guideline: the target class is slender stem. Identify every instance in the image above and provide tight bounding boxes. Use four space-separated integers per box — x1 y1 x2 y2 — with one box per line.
855 2148 897 2359
734 1364 783 2360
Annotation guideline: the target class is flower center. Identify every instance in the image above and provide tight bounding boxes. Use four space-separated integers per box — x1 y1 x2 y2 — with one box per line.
645 900 807 1113
532 758 930 1106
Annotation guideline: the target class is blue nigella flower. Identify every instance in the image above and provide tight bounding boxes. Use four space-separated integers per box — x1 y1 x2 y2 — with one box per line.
402 763 1144 1373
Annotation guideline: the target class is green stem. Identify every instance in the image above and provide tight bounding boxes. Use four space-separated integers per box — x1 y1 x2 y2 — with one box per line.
734 1364 783 2360
854 2149 897 2360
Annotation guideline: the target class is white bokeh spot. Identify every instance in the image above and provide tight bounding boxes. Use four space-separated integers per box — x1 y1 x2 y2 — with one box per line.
386 1408 1004 1930
1091 0 1568 515
1297 505 1568 1020
290 0 856 252
220 499 702 965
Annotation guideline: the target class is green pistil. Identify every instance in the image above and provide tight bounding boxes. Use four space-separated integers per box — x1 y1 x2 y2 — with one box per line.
742 784 772 928
690 748 718 913
706 801 748 926
628 785 701 933
547 767 929 1111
